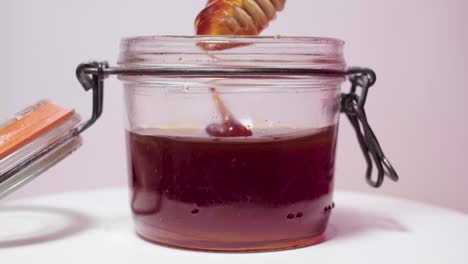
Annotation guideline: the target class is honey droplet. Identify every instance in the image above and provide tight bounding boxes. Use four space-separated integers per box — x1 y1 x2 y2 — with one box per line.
205 87 252 137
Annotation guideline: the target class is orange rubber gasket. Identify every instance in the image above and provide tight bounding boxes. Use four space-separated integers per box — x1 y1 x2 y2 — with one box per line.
0 102 75 160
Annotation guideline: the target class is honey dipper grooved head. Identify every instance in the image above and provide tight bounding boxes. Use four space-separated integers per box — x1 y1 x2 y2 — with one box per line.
195 0 286 37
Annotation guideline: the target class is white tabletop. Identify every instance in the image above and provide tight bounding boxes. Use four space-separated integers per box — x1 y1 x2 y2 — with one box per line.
1 188 467 263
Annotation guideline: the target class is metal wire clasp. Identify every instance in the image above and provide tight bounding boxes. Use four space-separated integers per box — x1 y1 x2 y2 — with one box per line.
75 61 109 135
75 62 398 188
341 68 399 187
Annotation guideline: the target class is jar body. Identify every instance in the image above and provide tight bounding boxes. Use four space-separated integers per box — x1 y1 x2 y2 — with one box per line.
120 36 345 251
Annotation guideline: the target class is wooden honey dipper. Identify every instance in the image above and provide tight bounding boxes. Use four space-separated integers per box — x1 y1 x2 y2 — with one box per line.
195 0 286 50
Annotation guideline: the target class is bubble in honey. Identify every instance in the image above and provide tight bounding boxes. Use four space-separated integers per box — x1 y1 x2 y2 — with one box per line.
195 0 286 50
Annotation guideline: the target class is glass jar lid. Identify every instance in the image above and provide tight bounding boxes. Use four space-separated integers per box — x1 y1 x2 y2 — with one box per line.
0 101 82 199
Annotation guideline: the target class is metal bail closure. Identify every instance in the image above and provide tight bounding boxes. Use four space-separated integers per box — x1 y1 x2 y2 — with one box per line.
75 61 109 135
341 68 399 187
74 62 398 188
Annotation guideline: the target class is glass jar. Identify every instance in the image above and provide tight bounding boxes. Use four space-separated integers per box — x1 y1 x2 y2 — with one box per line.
119 36 345 251
0 35 398 252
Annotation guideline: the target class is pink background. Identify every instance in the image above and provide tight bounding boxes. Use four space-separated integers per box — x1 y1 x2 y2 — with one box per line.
1 0 467 213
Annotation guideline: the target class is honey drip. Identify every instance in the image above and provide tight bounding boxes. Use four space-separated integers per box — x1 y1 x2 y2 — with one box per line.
196 1 287 136
205 87 253 137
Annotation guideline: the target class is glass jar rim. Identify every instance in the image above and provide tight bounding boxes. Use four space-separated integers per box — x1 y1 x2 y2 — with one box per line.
121 35 344 45
118 35 346 71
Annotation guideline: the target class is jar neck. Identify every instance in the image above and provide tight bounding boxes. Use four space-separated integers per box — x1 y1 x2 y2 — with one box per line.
118 36 346 71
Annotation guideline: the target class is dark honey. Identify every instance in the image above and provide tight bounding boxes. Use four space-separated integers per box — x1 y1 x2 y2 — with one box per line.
127 125 337 251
